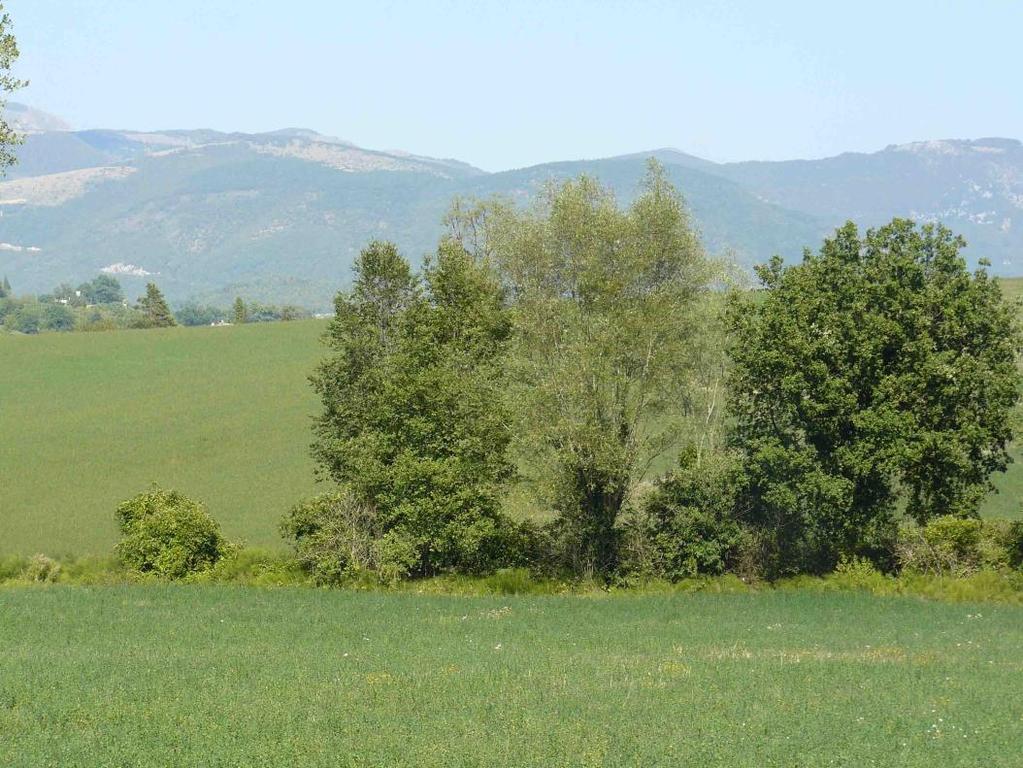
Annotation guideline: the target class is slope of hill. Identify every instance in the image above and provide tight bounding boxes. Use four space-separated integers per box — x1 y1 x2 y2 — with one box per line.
1 105 1020 306
0 321 325 554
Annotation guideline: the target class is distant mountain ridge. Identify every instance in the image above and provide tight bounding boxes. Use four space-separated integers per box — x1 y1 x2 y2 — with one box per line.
1 104 1021 307
5 102 72 133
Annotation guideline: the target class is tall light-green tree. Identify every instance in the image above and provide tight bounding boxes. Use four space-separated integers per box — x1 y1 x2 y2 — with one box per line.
452 161 717 574
0 3 25 173
727 220 1022 575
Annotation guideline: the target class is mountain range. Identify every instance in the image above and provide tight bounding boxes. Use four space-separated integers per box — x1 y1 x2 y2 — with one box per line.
2 104 1021 307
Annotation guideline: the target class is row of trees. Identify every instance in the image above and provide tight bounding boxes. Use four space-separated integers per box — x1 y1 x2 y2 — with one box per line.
175 299 312 326
0 278 177 333
296 161 1022 582
41 274 126 306
1 275 316 333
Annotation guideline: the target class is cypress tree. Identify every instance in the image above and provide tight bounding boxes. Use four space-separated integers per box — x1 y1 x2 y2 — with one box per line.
138 283 176 328
233 296 247 324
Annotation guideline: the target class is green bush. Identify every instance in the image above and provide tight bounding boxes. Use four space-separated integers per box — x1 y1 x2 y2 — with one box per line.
24 554 62 583
282 490 539 585
483 567 539 595
115 488 231 579
926 516 982 560
897 516 1020 576
830 556 890 592
623 451 745 581
281 490 398 585
198 548 309 587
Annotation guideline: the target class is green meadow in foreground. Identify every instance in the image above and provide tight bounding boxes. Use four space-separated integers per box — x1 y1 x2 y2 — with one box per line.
0 321 326 554
1 586 1021 767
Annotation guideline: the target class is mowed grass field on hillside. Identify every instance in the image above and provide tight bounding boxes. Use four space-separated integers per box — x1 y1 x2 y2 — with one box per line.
0 321 326 554
1 587 1021 767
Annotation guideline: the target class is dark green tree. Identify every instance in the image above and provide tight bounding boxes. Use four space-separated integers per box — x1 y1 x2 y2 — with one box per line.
0 275 9 299
175 302 225 326
311 239 516 575
232 296 247 324
137 283 176 328
0 3 26 174
79 274 124 305
727 220 1022 575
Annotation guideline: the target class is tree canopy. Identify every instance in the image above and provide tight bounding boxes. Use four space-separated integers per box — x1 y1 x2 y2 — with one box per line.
311 240 517 575
306 175 1022 583
448 160 717 573
79 274 125 305
727 219 1022 574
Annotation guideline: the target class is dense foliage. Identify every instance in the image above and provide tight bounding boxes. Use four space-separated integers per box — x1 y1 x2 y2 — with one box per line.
114 487 231 579
2 275 137 333
281 491 385 584
77 275 125 305
311 240 520 575
896 516 1023 577
174 301 227 326
445 161 717 575
727 220 1022 575
305 174 1023 583
624 449 746 580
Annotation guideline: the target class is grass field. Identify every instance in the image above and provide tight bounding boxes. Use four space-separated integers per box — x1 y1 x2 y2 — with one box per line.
0 586 1019 767
0 321 326 554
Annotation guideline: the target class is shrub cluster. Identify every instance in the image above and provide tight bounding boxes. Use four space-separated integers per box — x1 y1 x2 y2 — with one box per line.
281 489 543 585
114 487 232 579
897 517 1023 577
619 451 745 581
280 490 409 584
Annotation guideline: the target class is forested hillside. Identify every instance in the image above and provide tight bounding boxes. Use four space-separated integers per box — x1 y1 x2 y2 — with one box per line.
3 105 1020 306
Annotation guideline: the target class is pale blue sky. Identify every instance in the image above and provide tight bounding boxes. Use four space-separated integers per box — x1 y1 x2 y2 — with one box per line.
6 0 1022 171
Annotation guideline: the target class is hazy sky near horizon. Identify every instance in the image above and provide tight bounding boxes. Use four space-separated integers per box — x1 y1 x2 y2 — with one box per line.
7 0 1022 171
